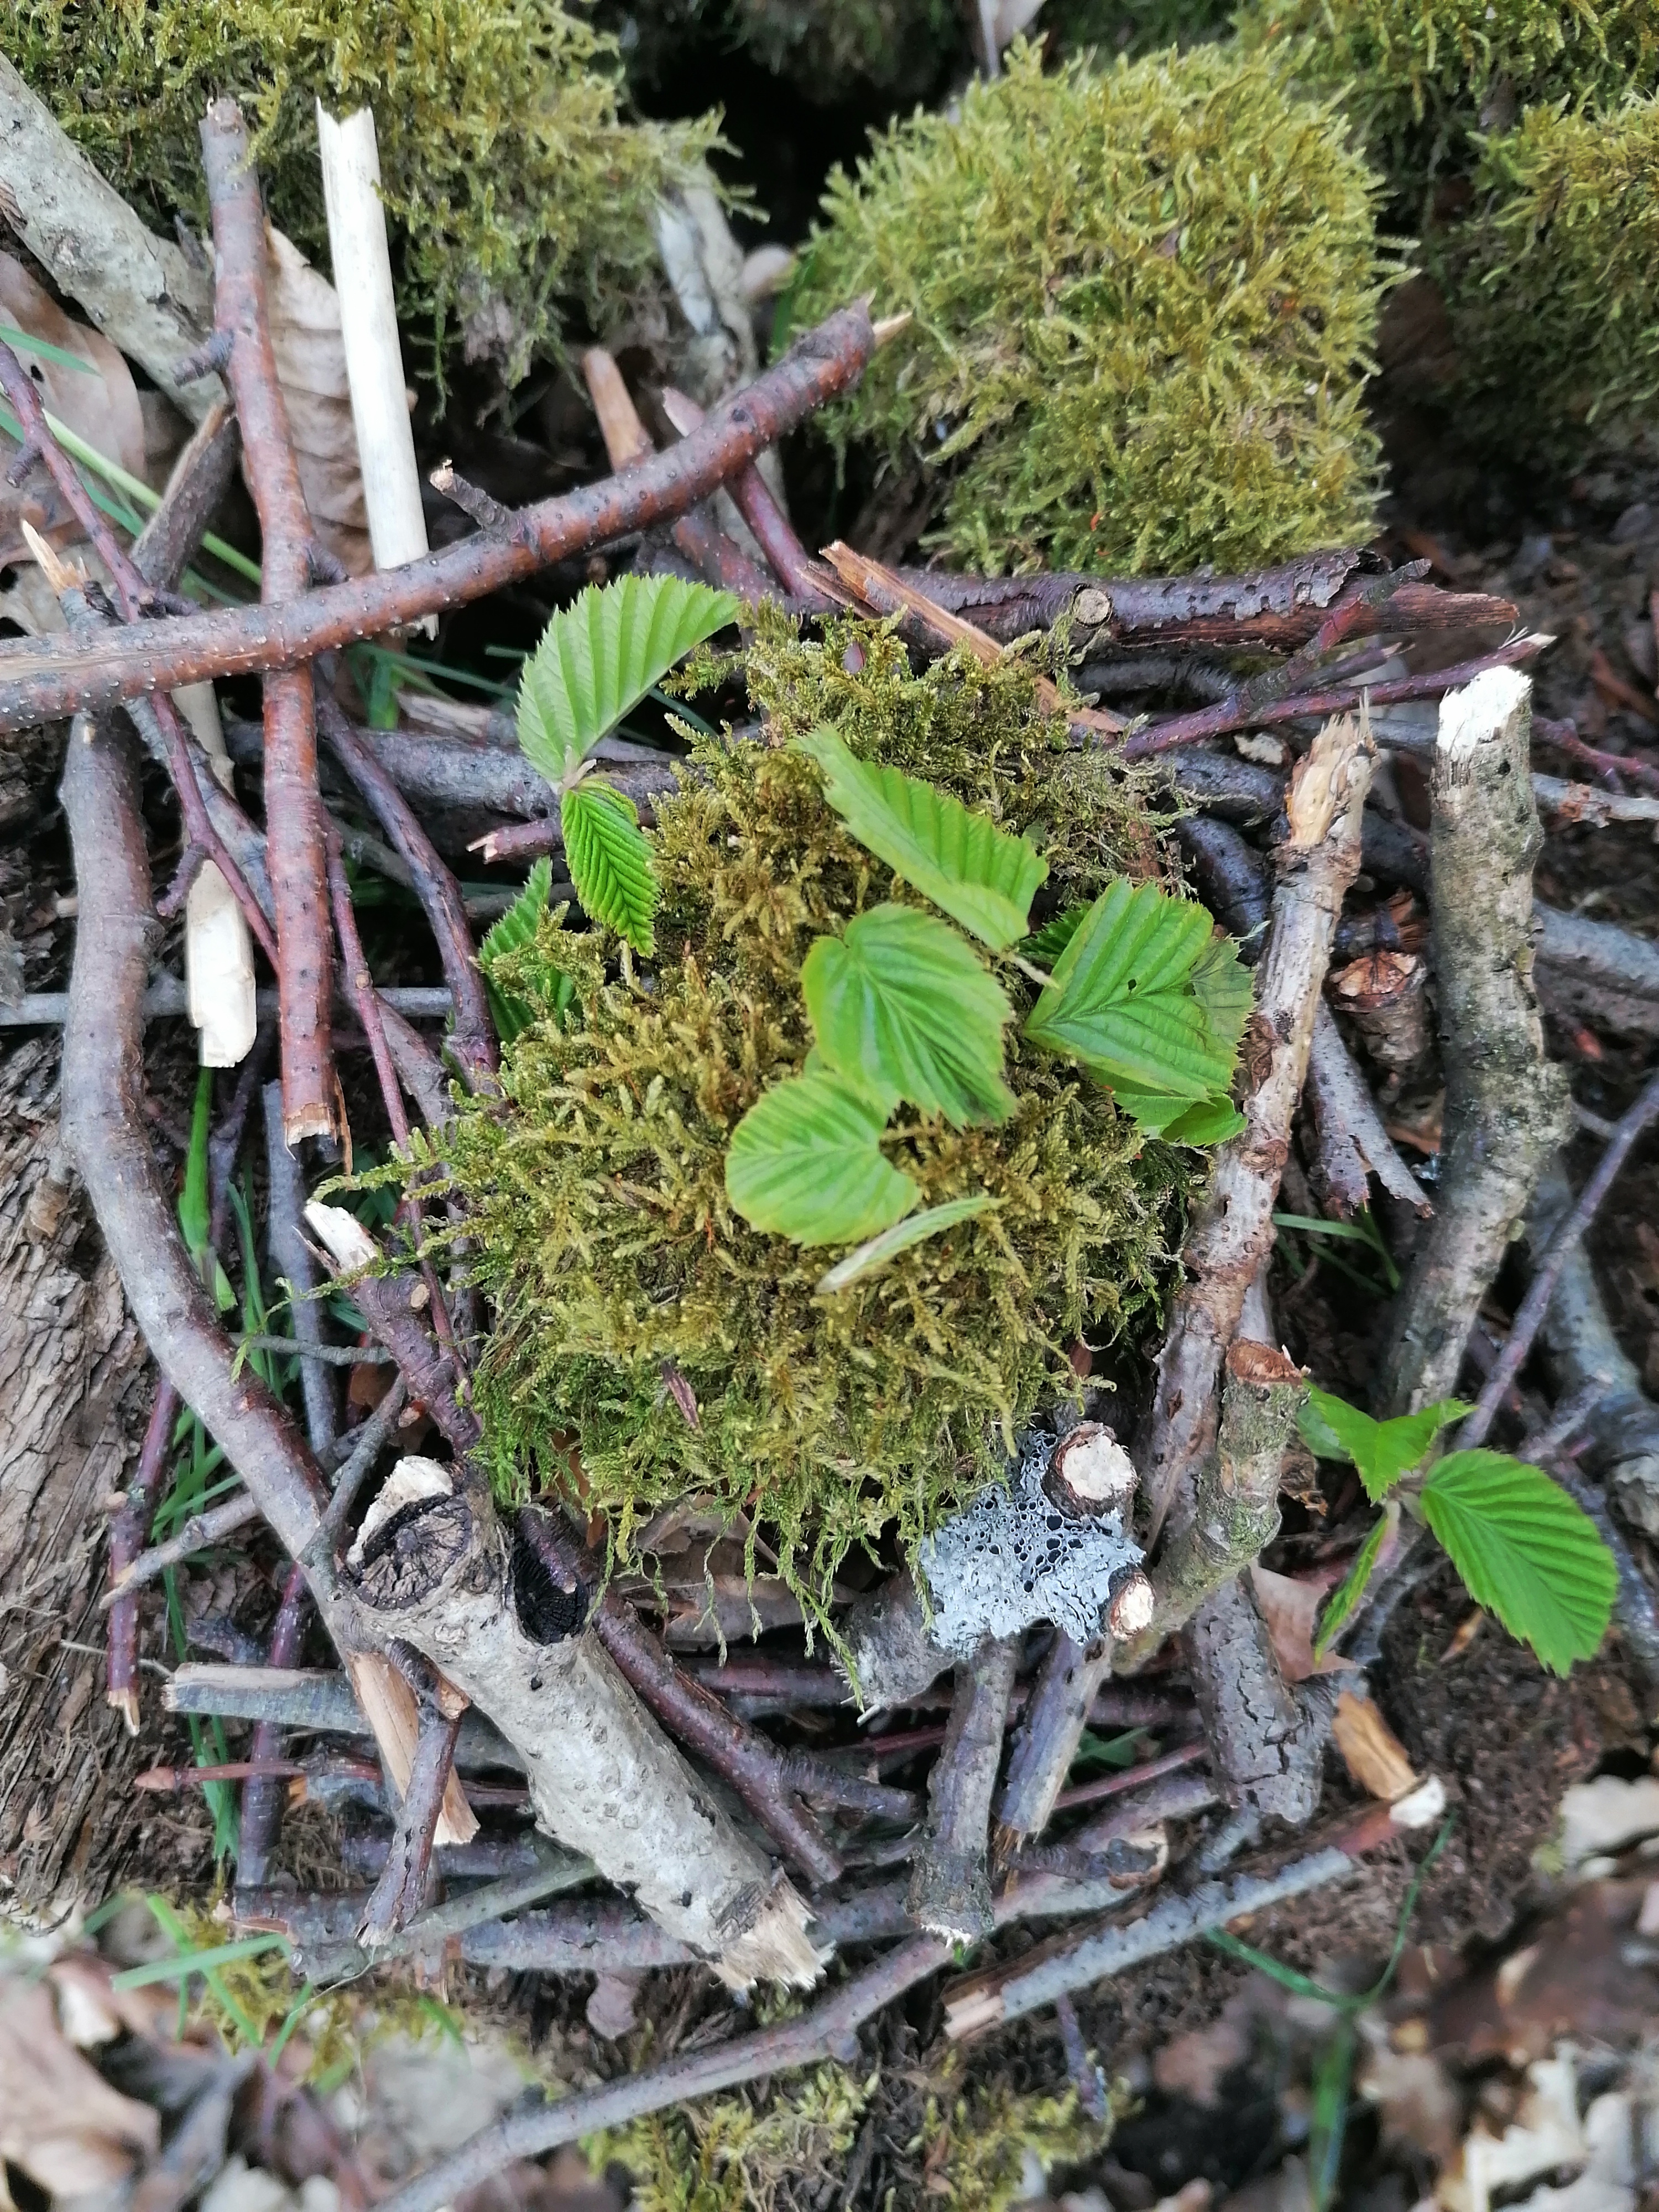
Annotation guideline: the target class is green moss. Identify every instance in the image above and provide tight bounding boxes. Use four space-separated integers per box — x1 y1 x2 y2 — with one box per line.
426 611 1192 1622
1442 96 1659 456
918 2079 1116 2212
13 0 723 384
1234 0 1659 211
788 39 1397 578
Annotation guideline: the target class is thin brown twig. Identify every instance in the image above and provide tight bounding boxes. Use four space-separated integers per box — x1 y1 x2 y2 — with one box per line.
239 1563 311 1884
106 1382 181 1731
358 1646 467 1944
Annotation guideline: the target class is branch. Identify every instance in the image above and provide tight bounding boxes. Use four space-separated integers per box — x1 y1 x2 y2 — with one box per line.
237 1563 311 1886
1380 670 1572 1412
1140 713 1374 1540
262 1079 338 1458
1306 1001 1432 1219
357 1646 467 1945
341 1457 819 1983
907 1635 1020 1942
200 97 335 1144
105 1381 181 1731
303 1205 478 1457
659 385 831 604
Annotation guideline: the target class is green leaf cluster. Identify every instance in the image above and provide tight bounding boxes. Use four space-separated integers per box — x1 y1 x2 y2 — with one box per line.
513 577 735 957
788 38 1398 576
724 727 1245 1248
1305 1387 1616 1675
12 0 724 388
425 606 1193 1616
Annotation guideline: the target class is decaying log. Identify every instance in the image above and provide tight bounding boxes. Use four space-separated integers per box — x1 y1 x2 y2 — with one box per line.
341 1458 819 1986
907 1636 1019 1942
1381 671 1572 1413
1141 713 1374 1539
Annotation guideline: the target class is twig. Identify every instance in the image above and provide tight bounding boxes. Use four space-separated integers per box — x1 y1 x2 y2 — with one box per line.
1533 904 1659 1007
515 1510 843 1886
428 461 513 533
200 98 335 1144
238 1563 311 1885
132 400 241 590
104 1489 260 1608
357 1646 467 1944
317 696 495 1087
1535 717 1659 796
303 1206 478 1457
106 1383 181 1731
1460 1066 1659 1449
325 831 412 1153
659 385 836 606
1065 1765 1220 1853
372 1938 950 2212
238 1333 388 1366
166 1659 518 1767
263 1081 338 1458
1141 714 1374 1539
1531 774 1659 829
1055 1994 1111 2122
1550 1467 1659 1695
1050 1738 1210 1819
1380 670 1572 1412
908 1636 1020 1942
1306 1001 1431 1219
1175 815 1271 946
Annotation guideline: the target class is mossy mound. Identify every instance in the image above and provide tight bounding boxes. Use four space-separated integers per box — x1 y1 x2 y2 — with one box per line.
13 0 721 384
787 39 1397 578
1234 0 1659 212
427 613 1192 1619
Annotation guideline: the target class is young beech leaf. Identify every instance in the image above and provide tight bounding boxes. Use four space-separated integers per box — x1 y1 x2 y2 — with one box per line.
1420 1449 1618 1677
1022 904 1090 967
560 780 658 957
1190 932 1253 1061
1300 1386 1474 1503
517 575 737 787
1312 1501 1398 1660
1158 1095 1247 1147
479 858 553 1044
795 724 1047 949
815 1193 994 1294
726 1069 919 1246
801 904 1015 1126
1023 879 1237 1108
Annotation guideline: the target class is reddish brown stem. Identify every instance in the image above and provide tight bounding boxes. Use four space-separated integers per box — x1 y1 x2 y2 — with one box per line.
660 385 832 606
316 695 495 1087
137 1760 306 1790
326 831 410 1152
1535 717 1659 796
106 1381 181 1732
200 98 334 1143
515 1511 843 1886
1050 1737 1209 1817
358 1646 466 1944
133 401 241 592
239 1562 311 1885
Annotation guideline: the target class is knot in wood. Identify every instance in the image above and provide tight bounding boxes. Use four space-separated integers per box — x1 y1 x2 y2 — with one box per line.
349 1495 470 1612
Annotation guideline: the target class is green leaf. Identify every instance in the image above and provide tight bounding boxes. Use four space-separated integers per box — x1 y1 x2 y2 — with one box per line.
1022 879 1239 1107
801 904 1015 1126
1191 932 1253 1061
479 858 553 1044
726 1071 919 1246
795 724 1047 949
1312 1501 1397 1659
815 1193 993 1293
1159 1096 1246 1146
1421 1451 1618 1676
517 575 737 787
1022 904 1091 967
1300 1386 1474 1503
561 780 658 956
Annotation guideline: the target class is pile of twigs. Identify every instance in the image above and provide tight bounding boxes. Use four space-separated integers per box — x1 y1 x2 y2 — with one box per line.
8 96 1659 2212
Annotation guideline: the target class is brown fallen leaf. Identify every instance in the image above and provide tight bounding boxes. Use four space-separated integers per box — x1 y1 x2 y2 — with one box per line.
264 226 371 577
1249 1562 1357 1683
0 251 147 565
0 1977 160 2195
1332 1689 1421 1802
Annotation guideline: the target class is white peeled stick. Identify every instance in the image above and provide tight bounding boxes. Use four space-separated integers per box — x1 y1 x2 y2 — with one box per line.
315 102 434 632
177 682 257 1068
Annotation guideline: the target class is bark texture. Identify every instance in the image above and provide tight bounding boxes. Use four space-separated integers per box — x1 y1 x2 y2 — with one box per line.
906 1636 1019 1942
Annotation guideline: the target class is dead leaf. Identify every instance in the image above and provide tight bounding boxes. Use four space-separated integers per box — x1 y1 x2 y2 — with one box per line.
48 1954 173 2048
1437 2055 1586 2212
1249 1563 1356 1683
1331 1689 1420 1802
0 1977 160 2195
1355 2015 1462 2169
263 226 371 577
1429 1882 1659 2062
1556 1775 1659 1870
0 251 146 565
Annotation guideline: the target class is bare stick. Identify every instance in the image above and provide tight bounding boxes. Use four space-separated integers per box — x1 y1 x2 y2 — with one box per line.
1306 1001 1431 1219
515 1511 843 1886
908 1637 1020 1941
1141 714 1374 1540
1461 1066 1659 1450
200 99 335 1142
132 400 241 591
238 1563 311 1885
659 385 834 604
263 1079 338 1458
0 307 874 732
106 1382 181 1731
103 1489 261 1606
1051 1736 1210 1820
357 1646 467 1944
1380 670 1572 1413
317 695 495 1086
304 1206 478 1458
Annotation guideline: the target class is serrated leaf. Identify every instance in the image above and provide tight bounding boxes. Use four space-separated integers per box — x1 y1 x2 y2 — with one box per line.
815 1193 994 1293
1420 1450 1617 1676
795 724 1046 950
517 575 737 786
1159 1095 1247 1146
561 779 658 956
1313 1501 1397 1659
479 859 552 1044
1300 1386 1474 1503
726 1070 918 1246
1022 879 1237 1104
801 904 1015 1126
1022 905 1090 967
1191 932 1253 1061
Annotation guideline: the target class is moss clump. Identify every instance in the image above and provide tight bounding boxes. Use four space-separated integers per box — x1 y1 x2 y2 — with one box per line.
1234 0 1659 211
787 39 1397 578
1443 97 1659 455
13 0 722 384
427 611 1190 1619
